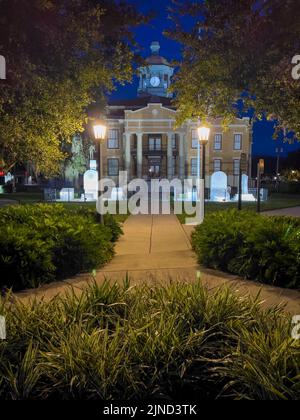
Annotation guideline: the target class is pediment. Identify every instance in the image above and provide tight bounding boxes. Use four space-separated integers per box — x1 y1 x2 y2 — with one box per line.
125 103 176 120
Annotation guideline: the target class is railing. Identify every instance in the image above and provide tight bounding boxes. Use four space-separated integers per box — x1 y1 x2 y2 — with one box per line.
131 147 178 156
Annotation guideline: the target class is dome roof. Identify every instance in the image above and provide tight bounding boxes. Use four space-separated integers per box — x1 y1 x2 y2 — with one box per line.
146 55 170 66
146 42 171 67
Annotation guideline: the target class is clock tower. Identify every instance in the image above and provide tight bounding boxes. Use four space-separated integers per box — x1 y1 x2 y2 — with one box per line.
138 42 174 98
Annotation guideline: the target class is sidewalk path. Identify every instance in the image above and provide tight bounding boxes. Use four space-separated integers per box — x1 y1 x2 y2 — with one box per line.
16 214 300 314
263 206 300 217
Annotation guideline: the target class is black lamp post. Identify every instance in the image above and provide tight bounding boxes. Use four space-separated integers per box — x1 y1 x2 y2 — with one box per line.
93 122 107 224
257 159 265 213
197 126 210 206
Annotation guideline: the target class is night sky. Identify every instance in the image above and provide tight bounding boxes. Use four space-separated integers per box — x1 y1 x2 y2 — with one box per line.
111 0 300 157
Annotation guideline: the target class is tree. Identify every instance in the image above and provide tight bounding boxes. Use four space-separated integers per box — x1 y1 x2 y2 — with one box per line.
0 0 147 176
283 149 300 170
169 0 300 138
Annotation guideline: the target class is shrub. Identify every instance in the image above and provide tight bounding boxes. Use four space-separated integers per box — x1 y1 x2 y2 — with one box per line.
192 209 300 289
0 280 299 400
0 204 121 291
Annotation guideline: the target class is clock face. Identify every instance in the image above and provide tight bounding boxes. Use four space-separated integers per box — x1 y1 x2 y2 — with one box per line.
150 76 160 87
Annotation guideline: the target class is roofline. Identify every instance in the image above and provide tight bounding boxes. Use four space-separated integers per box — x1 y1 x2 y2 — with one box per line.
124 103 177 115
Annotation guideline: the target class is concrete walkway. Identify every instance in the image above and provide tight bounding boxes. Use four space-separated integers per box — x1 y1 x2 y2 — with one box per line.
109 215 195 270
15 214 300 315
263 206 300 217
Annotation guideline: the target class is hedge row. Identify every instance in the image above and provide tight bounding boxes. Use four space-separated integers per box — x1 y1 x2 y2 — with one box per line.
192 209 300 289
1 280 299 400
0 204 122 291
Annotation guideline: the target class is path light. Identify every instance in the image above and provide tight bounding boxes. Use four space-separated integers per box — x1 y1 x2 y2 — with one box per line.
93 121 107 224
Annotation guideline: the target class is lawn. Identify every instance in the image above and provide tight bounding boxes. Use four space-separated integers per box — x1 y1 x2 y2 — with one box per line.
176 193 300 224
1 191 300 225
0 192 44 203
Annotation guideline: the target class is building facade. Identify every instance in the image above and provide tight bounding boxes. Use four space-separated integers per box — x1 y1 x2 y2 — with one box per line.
102 42 252 190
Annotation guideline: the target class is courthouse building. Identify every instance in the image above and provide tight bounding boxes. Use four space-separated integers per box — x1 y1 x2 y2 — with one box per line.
102 42 252 189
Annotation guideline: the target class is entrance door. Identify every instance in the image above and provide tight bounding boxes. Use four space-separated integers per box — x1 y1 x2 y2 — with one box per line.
149 164 160 178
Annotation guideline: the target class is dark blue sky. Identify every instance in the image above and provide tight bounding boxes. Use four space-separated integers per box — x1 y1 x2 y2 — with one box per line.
112 0 300 157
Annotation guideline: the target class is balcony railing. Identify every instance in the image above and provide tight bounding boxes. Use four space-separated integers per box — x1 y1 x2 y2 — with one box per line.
131 146 178 156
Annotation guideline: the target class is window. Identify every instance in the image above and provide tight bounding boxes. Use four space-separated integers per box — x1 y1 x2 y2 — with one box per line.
213 159 222 172
233 159 240 176
191 158 198 176
234 134 242 150
214 134 222 150
107 129 119 149
107 158 119 176
149 136 161 151
191 130 198 149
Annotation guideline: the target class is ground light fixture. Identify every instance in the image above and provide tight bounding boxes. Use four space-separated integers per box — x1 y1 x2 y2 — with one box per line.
197 126 210 212
93 122 107 224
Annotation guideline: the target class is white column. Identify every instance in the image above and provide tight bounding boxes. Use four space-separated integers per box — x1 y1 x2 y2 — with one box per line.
167 133 173 180
137 133 143 178
179 133 185 179
125 132 131 179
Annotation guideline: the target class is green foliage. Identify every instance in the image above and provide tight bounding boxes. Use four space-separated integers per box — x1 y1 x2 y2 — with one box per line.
0 280 299 400
0 0 147 175
192 210 300 289
169 0 300 138
0 204 122 290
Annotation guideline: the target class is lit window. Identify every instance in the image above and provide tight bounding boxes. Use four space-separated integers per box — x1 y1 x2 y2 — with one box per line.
213 159 222 172
234 134 242 150
107 158 119 176
107 129 119 149
191 130 198 149
214 134 222 150
191 158 198 176
233 159 240 175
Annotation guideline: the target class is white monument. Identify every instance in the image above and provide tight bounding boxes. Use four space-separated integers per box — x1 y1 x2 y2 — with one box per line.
107 187 125 201
60 188 75 202
83 169 98 201
5 172 13 184
210 171 230 202
242 174 249 194
89 160 97 171
232 174 256 202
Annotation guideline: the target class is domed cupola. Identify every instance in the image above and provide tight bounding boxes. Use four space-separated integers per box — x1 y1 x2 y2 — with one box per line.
138 42 174 98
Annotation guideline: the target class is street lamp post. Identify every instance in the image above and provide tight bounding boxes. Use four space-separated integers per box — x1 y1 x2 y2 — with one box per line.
93 122 107 224
275 147 283 192
197 126 210 213
257 159 265 214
